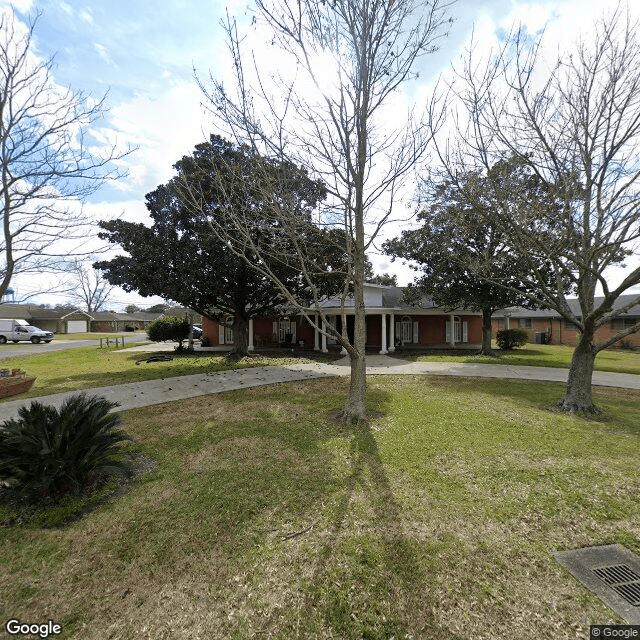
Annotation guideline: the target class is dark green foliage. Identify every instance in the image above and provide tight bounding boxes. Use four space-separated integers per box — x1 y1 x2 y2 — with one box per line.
95 135 333 356
368 273 398 286
385 156 559 353
496 329 529 350
0 393 132 503
146 316 190 343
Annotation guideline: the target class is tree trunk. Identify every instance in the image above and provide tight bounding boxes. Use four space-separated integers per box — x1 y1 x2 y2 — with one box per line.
342 348 367 422
479 306 496 355
230 315 249 357
554 331 600 414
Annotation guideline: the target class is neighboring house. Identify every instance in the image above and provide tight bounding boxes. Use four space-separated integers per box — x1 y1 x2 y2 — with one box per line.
0 304 92 333
89 311 143 332
492 295 640 347
0 304 165 333
202 284 483 351
90 308 199 333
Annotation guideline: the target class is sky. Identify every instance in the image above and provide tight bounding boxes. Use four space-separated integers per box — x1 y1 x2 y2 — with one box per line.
1 0 637 310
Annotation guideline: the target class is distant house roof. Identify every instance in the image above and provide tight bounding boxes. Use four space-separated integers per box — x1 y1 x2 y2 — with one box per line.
130 311 163 321
0 304 91 320
0 304 32 319
27 307 92 320
90 311 134 322
493 294 640 319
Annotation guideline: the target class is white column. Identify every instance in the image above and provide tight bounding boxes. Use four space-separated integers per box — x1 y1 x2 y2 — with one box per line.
389 313 395 352
248 318 254 351
321 318 328 353
379 313 388 354
314 314 320 351
449 314 455 347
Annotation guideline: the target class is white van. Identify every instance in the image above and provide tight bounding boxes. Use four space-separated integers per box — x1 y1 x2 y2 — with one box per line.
0 319 54 344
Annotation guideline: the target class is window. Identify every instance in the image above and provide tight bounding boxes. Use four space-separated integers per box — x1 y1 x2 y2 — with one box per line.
518 318 532 328
274 319 297 343
564 317 581 329
219 316 234 345
445 316 468 343
401 316 412 343
612 317 638 330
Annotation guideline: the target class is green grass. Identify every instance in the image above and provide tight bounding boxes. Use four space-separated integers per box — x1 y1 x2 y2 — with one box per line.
1 376 638 639
0 344 338 400
412 342 640 374
55 332 150 341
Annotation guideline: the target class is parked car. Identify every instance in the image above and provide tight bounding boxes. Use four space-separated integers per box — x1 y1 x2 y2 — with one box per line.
0 319 54 344
191 324 203 338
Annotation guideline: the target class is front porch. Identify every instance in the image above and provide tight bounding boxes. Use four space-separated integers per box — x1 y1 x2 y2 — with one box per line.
204 310 483 353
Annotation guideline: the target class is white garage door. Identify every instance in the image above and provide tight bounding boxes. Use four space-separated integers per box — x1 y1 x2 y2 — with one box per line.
67 320 88 333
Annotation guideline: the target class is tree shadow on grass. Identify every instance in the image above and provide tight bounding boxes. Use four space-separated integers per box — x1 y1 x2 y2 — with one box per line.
298 420 457 639
239 385 462 639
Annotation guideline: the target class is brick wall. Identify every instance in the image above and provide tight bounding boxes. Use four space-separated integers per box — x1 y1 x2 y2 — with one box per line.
492 316 640 348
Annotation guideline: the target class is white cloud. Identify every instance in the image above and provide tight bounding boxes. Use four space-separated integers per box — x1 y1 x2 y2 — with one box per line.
79 8 93 24
94 42 115 66
99 81 209 195
59 2 72 16
0 0 35 14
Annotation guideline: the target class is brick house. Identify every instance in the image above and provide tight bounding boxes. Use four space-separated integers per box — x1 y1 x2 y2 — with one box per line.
491 295 640 347
202 284 483 352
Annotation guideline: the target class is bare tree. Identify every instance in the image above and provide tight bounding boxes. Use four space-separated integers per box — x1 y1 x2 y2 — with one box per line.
188 0 454 420
0 11 128 301
434 3 640 414
67 260 114 312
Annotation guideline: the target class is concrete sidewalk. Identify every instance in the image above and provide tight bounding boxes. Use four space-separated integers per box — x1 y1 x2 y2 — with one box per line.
0 355 638 421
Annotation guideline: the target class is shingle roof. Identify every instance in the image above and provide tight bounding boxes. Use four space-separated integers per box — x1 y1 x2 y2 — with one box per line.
0 304 90 320
493 294 640 318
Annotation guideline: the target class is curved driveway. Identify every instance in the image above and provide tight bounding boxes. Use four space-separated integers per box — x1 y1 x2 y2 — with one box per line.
0 354 638 421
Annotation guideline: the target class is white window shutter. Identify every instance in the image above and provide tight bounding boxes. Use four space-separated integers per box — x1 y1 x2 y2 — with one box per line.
395 322 401 343
291 322 296 342
219 324 225 345
463 321 468 343
413 321 419 344
445 321 451 343
273 321 279 342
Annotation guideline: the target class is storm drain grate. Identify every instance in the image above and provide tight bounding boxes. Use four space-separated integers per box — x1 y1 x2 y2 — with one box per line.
592 565 640 606
553 544 640 623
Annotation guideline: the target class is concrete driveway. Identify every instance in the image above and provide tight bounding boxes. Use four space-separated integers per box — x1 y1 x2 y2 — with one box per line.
0 353 638 422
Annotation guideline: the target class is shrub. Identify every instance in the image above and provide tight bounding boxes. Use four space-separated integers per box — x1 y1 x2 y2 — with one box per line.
0 393 132 503
124 325 135 332
146 316 189 343
496 328 529 350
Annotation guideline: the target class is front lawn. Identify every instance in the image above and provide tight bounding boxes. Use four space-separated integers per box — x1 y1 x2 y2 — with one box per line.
2 376 638 639
0 345 339 400
412 342 640 375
